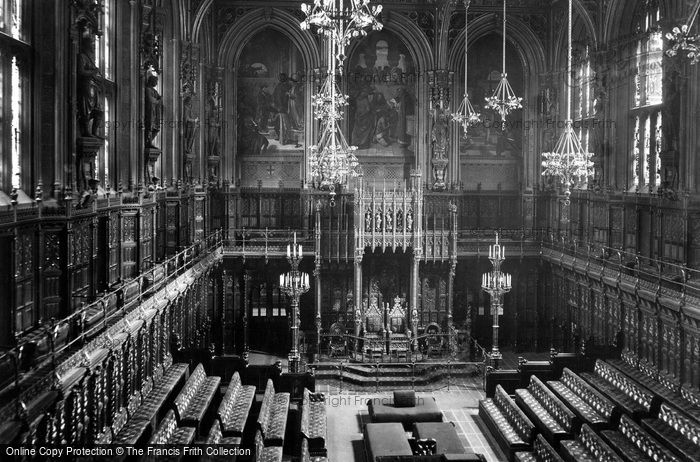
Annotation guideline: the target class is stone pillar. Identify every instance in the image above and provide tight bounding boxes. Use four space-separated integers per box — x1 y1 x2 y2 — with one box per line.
427 71 453 190
314 200 322 357
242 271 251 363
222 270 234 354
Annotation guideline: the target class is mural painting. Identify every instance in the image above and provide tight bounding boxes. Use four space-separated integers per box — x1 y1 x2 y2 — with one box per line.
236 29 306 156
347 31 416 158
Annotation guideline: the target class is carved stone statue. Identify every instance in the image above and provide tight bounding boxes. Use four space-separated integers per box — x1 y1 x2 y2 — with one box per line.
182 95 198 154
77 31 104 138
144 74 163 148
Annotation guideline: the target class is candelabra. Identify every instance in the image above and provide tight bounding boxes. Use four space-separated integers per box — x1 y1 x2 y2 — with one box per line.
280 233 310 373
481 233 511 369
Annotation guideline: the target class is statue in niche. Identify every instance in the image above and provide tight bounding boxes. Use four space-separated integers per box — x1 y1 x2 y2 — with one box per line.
182 95 199 155
406 209 413 232
374 209 383 232
396 208 403 231
207 82 222 158
77 30 104 138
365 209 372 232
144 73 163 149
385 208 393 232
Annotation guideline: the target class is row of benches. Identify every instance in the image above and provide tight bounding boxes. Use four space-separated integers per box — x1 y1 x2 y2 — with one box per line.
480 359 699 462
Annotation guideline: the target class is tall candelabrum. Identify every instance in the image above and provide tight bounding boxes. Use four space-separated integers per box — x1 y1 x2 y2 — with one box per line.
280 233 310 373
481 233 511 369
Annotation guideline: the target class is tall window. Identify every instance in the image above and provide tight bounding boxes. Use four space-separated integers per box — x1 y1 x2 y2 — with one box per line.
573 45 595 155
0 0 29 193
95 0 115 189
630 0 663 192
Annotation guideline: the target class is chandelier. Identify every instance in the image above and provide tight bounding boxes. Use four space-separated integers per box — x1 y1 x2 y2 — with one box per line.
484 0 522 127
451 0 481 137
666 1 700 64
481 233 511 368
541 0 593 205
301 0 383 205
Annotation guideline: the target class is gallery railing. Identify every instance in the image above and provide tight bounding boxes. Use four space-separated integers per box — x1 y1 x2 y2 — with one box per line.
0 231 224 405
308 360 484 393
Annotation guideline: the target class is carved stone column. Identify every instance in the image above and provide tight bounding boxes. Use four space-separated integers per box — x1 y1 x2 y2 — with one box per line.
242 271 251 363
447 203 457 356
222 270 234 355
314 200 322 358
141 3 164 188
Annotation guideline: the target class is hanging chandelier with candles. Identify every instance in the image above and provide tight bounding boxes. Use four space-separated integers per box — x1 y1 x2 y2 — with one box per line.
301 0 383 205
666 1 700 64
451 0 482 137
484 0 522 126
541 0 594 205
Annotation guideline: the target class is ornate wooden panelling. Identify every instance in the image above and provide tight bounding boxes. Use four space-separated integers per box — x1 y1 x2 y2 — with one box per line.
69 219 94 312
662 212 685 263
140 205 155 271
42 229 63 321
121 211 138 279
14 229 36 333
108 212 120 287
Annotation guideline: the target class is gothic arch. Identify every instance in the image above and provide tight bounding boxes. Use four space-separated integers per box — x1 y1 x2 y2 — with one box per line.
217 9 322 184
603 0 676 43
447 14 546 191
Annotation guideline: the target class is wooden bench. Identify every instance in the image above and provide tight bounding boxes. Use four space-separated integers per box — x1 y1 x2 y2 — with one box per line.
608 358 700 423
478 384 536 461
300 388 327 457
547 367 619 430
205 419 242 461
148 409 196 445
601 414 681 462
581 359 660 421
255 429 284 462
515 375 579 445
560 424 623 462
173 363 221 436
301 437 329 462
514 434 564 462
111 361 189 445
257 379 290 447
641 403 700 462
217 371 256 437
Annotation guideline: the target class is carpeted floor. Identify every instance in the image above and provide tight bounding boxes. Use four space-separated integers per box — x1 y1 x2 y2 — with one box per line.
325 382 507 462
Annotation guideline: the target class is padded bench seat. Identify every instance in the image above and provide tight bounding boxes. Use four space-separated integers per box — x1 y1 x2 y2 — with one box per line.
581 360 659 421
257 379 290 448
514 376 578 445
217 371 256 437
560 424 622 462
257 445 283 462
149 409 196 445
641 404 700 462
174 364 221 436
601 415 680 462
301 388 327 456
514 434 564 462
478 385 536 462
112 417 151 445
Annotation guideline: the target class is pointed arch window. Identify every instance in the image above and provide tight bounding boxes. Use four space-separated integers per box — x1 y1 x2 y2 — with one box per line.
573 45 595 156
94 0 115 189
630 0 663 192
0 0 30 194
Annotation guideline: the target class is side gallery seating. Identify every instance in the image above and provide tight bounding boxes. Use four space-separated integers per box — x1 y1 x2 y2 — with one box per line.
559 424 623 462
148 409 196 445
173 363 221 436
581 359 661 421
514 375 579 445
254 379 290 462
514 434 564 462
478 385 536 461
217 371 256 437
600 414 681 462
300 388 327 457
547 367 619 430
641 404 700 462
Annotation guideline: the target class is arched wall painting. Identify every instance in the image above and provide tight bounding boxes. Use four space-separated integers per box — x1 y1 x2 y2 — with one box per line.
236 29 305 157
458 33 523 190
347 30 416 183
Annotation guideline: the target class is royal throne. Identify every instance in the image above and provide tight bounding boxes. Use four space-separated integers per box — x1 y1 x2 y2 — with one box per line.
388 296 409 360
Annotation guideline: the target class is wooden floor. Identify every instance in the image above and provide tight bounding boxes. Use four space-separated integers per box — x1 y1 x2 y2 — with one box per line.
324 379 507 462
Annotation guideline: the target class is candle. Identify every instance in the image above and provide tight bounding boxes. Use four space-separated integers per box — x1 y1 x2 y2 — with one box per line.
299 244 303 256
287 245 290 258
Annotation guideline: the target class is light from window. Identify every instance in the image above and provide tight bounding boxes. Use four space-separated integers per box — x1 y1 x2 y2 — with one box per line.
11 56 21 190
632 116 640 189
104 0 112 79
11 0 22 40
643 116 651 186
646 32 663 105
654 113 662 188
